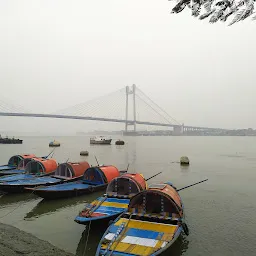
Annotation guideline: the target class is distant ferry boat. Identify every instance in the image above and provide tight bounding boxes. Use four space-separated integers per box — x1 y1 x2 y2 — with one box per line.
0 135 22 144
90 136 112 145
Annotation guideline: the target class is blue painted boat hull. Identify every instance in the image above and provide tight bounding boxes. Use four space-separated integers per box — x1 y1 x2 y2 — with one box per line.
0 165 16 171
0 174 34 183
0 169 26 177
0 172 57 193
74 197 130 225
27 181 108 199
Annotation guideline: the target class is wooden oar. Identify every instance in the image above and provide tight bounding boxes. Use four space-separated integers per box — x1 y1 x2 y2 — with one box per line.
177 179 208 191
145 171 162 181
95 156 99 166
85 196 107 217
43 148 56 159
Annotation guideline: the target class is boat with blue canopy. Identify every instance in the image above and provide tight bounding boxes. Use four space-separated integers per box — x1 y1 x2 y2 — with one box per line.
26 165 124 199
74 173 148 225
0 157 58 193
96 182 187 256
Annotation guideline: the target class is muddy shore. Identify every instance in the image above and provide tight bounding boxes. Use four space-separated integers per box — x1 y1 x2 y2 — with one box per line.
0 223 74 256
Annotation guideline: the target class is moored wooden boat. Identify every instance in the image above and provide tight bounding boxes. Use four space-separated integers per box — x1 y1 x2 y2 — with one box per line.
0 154 36 172
0 156 37 177
96 182 188 256
49 140 60 147
90 136 112 145
0 135 23 144
0 158 58 193
26 165 124 200
8 161 90 193
74 173 148 225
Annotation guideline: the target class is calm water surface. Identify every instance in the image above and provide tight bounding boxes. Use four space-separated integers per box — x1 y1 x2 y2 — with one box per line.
0 136 256 256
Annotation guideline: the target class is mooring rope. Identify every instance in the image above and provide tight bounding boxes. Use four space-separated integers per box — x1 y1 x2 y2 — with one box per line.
0 185 45 219
107 213 133 256
83 220 92 256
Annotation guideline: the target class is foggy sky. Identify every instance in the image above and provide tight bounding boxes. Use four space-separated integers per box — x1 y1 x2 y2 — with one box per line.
0 0 255 134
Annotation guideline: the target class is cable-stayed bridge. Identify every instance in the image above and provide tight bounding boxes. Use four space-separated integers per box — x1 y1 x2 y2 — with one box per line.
0 85 228 134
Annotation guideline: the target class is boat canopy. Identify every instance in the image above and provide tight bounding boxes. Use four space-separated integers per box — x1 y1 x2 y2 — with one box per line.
25 158 58 174
54 162 90 178
83 165 119 185
106 173 147 198
17 158 34 169
8 154 36 166
128 183 183 217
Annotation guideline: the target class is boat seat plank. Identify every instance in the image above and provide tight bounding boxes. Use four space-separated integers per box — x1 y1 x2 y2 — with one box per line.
108 227 164 240
103 241 165 256
95 201 128 209
115 218 178 233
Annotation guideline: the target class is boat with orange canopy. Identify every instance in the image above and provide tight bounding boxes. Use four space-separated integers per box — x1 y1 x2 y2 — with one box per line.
0 150 55 176
0 157 58 193
26 165 126 199
0 154 36 173
96 179 208 256
74 173 149 225
3 161 90 193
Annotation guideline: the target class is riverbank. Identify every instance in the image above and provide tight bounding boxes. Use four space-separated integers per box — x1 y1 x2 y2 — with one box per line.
0 223 74 256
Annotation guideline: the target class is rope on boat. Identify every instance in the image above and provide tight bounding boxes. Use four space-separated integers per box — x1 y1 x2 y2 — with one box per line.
105 213 133 256
83 220 92 256
0 188 38 219
84 196 107 217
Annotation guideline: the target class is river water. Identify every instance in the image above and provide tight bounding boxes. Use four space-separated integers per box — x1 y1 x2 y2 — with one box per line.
0 136 256 256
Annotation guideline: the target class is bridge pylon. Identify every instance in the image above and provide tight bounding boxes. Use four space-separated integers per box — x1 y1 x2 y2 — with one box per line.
125 84 136 134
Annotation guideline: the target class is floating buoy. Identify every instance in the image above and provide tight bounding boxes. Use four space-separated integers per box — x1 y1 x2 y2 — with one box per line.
180 156 189 165
80 151 89 156
115 140 125 145
49 140 60 147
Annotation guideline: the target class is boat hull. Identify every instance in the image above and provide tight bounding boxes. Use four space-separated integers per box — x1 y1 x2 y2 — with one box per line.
0 169 26 177
27 182 108 200
74 197 129 225
0 165 17 171
0 139 22 144
90 139 112 145
0 173 34 183
0 172 57 193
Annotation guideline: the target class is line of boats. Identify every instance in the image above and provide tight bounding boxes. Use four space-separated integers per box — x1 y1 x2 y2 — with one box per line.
0 153 207 255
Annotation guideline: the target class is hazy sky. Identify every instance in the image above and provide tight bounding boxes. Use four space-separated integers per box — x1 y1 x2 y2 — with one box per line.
0 0 255 134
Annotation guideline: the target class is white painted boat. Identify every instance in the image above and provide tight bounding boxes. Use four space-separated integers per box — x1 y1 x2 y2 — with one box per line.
90 136 112 145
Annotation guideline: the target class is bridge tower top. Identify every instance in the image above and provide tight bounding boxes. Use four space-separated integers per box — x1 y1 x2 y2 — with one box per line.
125 84 136 133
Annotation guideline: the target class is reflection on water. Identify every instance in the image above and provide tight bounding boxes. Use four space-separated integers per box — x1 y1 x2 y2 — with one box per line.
161 234 189 256
0 193 38 208
76 221 110 256
24 190 104 220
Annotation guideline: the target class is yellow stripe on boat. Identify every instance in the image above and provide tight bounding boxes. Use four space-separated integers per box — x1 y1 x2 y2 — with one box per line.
114 218 178 233
94 201 128 208
103 241 166 256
